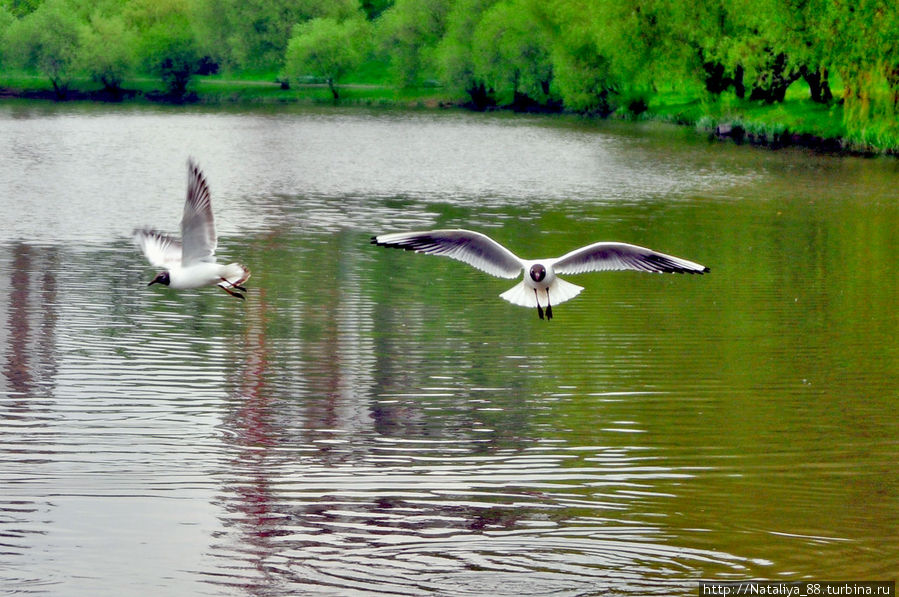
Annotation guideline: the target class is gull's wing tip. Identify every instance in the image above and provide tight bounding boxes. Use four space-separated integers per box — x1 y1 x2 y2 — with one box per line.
132 227 163 242
370 232 417 249
681 261 710 274
665 263 710 274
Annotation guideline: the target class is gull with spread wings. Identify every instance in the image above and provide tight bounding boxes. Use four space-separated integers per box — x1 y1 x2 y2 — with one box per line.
372 229 708 320
134 159 250 300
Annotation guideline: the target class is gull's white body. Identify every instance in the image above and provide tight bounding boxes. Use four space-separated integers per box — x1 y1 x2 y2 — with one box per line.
134 159 250 298
498 259 584 308
372 229 708 318
167 260 247 290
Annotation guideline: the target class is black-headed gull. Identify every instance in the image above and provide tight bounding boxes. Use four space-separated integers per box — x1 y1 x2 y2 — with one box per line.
134 159 250 300
372 229 708 319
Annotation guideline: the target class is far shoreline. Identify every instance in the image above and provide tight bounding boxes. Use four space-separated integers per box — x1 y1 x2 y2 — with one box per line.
0 76 879 158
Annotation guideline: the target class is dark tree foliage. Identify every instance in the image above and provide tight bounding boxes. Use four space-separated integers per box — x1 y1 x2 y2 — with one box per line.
360 0 392 19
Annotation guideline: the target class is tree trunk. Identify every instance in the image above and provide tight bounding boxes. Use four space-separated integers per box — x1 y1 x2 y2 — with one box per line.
49 77 67 100
800 66 833 104
748 53 800 104
884 64 899 109
733 65 745 99
328 78 339 102
702 60 729 95
466 81 493 111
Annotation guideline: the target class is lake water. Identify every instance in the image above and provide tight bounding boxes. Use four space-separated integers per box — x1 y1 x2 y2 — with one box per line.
0 103 897 596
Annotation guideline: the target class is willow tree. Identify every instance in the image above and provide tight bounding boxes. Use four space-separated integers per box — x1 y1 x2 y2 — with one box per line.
825 0 899 142
376 0 451 87
5 0 82 98
191 0 361 71
79 12 136 97
284 16 370 101
434 0 499 109
125 0 202 99
470 0 555 110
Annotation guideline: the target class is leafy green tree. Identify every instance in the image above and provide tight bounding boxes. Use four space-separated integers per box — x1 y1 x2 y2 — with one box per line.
435 0 499 108
0 5 14 68
470 0 555 109
78 12 136 96
284 17 369 100
680 0 830 104
595 0 689 101
548 10 618 113
766 0 833 103
192 0 360 72
2 0 41 18
126 0 201 98
376 0 451 87
548 0 661 113
825 0 899 138
5 0 82 98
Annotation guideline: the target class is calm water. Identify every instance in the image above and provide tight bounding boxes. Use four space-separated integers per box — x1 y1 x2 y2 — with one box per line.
0 103 897 596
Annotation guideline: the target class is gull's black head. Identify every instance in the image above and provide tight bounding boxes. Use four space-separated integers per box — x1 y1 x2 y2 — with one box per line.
529 264 546 282
149 271 170 287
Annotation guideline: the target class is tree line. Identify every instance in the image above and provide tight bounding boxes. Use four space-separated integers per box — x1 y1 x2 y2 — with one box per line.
1 0 897 131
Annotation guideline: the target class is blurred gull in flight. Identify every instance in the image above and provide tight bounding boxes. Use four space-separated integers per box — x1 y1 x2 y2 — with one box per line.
372 229 708 319
134 158 250 300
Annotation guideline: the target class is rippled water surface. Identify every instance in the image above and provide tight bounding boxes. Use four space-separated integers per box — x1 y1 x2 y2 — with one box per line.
1 103 897 596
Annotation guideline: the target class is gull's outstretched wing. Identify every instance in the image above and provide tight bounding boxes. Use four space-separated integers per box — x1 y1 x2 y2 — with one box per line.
372 229 523 279
553 242 709 275
180 159 217 266
133 229 182 268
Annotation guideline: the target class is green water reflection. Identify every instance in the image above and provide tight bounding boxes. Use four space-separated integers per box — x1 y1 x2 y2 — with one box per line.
210 170 899 582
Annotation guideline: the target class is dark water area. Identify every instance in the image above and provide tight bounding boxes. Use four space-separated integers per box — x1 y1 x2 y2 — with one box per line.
1 103 897 595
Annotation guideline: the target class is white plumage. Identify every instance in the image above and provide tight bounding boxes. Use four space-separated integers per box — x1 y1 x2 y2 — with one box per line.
133 159 250 299
372 229 709 319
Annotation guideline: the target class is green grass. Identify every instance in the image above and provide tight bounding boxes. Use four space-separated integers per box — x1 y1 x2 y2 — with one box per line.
0 68 455 108
652 95 847 138
643 77 899 154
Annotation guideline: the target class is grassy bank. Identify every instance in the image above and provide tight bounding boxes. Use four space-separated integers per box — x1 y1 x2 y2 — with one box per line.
646 85 850 154
0 70 456 108
2 70 895 155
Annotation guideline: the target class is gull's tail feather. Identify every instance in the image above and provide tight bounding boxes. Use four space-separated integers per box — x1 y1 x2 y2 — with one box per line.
499 281 534 307
500 277 583 308
549 277 584 305
218 263 251 288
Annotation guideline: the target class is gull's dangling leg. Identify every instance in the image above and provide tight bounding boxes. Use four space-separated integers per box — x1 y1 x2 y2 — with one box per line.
545 289 553 320
534 289 544 320
221 277 248 292
218 283 246 300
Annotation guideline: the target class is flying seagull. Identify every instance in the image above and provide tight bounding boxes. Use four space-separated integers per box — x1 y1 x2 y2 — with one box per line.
133 159 250 300
372 229 708 320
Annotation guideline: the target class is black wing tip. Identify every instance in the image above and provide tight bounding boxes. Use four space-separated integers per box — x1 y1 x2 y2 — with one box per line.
645 253 709 275
685 264 711 274
133 227 164 239
668 266 710 274
671 265 710 274
187 158 206 181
